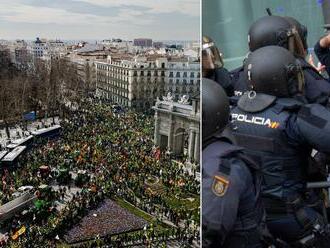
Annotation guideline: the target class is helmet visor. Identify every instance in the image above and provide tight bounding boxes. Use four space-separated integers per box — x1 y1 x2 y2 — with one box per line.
202 42 224 69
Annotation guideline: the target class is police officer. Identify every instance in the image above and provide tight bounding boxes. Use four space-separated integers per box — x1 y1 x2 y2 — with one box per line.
314 32 330 77
202 78 263 248
231 45 330 247
202 36 234 96
230 15 330 104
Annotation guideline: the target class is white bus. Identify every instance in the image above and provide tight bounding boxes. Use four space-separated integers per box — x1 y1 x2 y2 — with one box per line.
2 146 26 166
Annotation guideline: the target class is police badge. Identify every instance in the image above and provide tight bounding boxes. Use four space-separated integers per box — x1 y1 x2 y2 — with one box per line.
212 175 229 197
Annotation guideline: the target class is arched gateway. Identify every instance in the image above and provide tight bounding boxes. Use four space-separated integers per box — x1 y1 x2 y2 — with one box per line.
152 93 200 164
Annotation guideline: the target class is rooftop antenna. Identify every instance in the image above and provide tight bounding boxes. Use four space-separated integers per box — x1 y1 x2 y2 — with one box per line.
266 8 272 16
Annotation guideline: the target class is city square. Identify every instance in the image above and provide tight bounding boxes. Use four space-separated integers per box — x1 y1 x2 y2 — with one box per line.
0 3 200 244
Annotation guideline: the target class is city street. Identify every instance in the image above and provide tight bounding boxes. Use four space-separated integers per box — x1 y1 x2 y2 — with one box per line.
0 117 60 148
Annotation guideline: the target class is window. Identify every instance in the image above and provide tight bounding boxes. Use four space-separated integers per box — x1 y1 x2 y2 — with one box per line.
169 72 174 78
183 72 187 77
176 72 180 77
190 72 194 78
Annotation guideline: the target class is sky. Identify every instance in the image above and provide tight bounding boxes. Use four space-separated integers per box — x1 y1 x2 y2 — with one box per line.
0 0 200 41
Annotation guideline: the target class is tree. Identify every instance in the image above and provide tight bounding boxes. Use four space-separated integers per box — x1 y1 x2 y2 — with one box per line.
0 47 91 133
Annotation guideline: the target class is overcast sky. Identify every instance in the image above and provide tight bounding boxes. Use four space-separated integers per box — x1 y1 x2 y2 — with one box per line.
0 0 200 41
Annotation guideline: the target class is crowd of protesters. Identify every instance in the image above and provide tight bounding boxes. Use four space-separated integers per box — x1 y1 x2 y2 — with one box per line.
0 98 199 247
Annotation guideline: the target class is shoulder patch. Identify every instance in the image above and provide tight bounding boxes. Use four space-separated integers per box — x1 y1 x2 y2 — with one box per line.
212 175 229 197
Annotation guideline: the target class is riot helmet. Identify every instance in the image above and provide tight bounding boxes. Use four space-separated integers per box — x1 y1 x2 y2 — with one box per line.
202 36 224 78
248 15 306 58
245 46 305 97
202 78 229 143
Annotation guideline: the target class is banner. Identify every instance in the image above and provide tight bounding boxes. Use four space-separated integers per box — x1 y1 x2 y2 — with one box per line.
12 226 26 240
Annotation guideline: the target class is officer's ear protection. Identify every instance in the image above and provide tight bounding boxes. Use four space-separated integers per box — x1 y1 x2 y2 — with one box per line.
286 63 305 96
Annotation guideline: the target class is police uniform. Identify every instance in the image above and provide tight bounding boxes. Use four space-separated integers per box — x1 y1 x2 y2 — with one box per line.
202 135 263 248
213 67 235 97
297 58 330 104
229 66 249 97
230 93 330 244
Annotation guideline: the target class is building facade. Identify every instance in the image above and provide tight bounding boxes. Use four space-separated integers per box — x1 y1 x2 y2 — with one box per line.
29 38 66 60
95 56 166 109
133 38 153 47
14 47 32 67
95 55 200 110
30 38 47 58
70 58 96 93
165 59 200 101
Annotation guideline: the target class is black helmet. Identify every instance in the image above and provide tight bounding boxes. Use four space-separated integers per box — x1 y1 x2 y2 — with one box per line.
202 78 229 143
245 46 304 97
202 36 223 77
284 16 308 51
248 16 306 57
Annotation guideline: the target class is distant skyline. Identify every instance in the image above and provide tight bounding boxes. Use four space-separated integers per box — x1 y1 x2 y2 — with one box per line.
0 0 200 41
0 39 199 43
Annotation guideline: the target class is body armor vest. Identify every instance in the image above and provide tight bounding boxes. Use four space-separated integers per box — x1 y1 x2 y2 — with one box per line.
231 97 310 209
